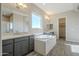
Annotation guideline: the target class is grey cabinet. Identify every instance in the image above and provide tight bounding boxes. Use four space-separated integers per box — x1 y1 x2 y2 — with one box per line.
28 35 34 52
14 37 29 56
21 40 29 55
2 35 34 56
14 42 22 56
2 39 13 56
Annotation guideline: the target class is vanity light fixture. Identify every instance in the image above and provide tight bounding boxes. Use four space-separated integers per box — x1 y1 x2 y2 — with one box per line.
16 3 28 9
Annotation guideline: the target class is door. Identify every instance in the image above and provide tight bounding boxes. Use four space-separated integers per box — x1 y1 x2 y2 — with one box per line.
59 17 66 40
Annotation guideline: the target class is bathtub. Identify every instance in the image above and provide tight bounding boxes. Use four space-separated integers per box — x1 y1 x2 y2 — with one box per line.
34 35 56 55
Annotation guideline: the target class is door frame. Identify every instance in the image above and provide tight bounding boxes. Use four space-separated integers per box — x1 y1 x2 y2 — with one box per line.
58 16 67 40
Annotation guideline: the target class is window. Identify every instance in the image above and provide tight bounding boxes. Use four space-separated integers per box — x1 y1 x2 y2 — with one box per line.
32 13 42 29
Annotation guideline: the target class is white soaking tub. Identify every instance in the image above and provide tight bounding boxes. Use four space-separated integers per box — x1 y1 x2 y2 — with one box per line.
34 35 56 55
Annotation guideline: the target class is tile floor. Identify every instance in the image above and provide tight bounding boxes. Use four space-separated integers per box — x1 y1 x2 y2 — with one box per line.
27 39 79 56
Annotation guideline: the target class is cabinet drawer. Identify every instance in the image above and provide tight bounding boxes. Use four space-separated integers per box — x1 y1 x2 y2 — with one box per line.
14 37 28 42
2 39 13 46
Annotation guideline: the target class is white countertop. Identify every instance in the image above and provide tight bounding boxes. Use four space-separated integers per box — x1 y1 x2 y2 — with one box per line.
2 33 33 40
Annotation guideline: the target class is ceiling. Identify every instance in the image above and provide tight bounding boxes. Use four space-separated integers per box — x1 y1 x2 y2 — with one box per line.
2 3 79 16
35 3 75 15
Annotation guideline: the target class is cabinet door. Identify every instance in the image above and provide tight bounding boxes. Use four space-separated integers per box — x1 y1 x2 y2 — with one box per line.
3 44 13 56
28 35 34 52
2 40 13 56
14 42 22 56
14 37 29 56
21 39 28 55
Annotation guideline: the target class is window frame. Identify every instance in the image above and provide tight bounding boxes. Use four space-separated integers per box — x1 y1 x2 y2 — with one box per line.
32 12 43 29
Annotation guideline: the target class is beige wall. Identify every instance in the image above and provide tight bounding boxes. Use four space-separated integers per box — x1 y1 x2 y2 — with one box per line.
1 3 49 33
50 10 79 42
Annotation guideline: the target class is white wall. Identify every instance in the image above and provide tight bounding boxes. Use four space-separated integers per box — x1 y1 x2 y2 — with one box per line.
1 3 48 33
29 4 48 33
13 13 29 32
13 13 24 32
0 3 2 56
50 10 79 42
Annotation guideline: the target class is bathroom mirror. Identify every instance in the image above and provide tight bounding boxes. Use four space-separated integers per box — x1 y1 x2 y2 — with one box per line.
2 12 13 33
2 10 28 33
1 6 28 33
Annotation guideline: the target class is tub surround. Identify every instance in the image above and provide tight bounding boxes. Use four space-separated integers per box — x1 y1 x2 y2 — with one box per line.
35 35 56 55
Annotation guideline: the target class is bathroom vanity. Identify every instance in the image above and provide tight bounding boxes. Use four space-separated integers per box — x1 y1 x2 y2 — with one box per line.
2 33 34 56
